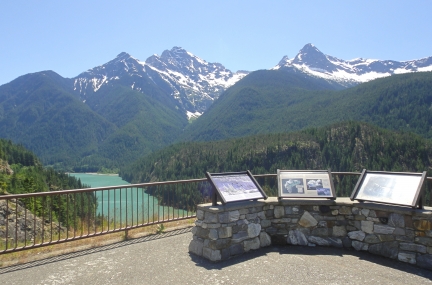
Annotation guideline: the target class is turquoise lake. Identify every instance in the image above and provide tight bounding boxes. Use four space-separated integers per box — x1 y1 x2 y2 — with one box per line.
69 173 187 223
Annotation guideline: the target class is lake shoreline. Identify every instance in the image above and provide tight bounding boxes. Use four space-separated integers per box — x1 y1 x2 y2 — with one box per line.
68 172 119 177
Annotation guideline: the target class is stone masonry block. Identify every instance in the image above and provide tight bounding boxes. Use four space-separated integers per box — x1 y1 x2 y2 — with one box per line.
197 209 204 220
244 237 260 251
229 210 240 222
298 211 318 228
218 226 232 239
361 221 374 234
204 211 218 223
189 239 204 256
274 206 285 218
247 223 261 238
259 232 272 247
203 248 221 262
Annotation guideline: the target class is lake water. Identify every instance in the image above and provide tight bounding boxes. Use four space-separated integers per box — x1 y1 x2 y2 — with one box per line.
69 173 187 224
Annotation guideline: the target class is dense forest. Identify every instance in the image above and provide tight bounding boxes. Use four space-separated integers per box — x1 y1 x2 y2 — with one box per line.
0 139 94 227
121 122 432 208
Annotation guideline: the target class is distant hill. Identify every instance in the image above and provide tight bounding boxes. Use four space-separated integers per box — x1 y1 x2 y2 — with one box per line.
1 44 431 172
0 71 188 171
0 71 116 167
181 71 432 141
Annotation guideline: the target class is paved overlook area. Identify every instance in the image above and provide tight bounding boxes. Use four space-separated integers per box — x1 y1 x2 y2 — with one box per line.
1 228 432 285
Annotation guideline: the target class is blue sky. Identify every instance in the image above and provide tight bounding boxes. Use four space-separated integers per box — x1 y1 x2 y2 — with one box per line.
1 0 431 86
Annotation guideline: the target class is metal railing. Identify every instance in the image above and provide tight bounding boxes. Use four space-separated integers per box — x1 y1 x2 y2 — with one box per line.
0 178 209 254
0 172 430 254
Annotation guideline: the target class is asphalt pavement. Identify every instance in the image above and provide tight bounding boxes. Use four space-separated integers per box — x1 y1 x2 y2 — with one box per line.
1 227 432 284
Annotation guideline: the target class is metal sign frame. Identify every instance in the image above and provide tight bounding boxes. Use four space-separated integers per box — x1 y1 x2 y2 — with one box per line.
206 171 267 205
350 169 426 209
277 169 336 200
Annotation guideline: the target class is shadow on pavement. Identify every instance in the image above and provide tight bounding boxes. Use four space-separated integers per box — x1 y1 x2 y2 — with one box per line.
190 244 432 280
0 227 192 275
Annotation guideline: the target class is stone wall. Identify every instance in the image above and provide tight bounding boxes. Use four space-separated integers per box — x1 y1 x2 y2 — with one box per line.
189 197 432 270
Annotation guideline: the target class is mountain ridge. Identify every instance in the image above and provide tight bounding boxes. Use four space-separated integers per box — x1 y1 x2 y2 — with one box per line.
274 43 432 87
1 44 432 171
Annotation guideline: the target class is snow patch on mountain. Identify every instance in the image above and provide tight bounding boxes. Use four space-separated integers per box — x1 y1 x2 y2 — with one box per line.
73 48 248 117
274 44 432 87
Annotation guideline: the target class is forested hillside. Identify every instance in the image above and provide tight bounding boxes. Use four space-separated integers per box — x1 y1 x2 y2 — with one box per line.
181 71 432 141
121 122 432 200
0 139 93 227
0 71 117 168
0 71 188 172
72 85 188 172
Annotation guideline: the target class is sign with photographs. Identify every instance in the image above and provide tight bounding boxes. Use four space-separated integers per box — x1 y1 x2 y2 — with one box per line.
350 170 426 208
206 171 267 205
277 169 336 199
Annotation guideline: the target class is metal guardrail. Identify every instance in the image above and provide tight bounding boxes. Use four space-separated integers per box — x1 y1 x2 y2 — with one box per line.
0 178 208 254
0 173 430 254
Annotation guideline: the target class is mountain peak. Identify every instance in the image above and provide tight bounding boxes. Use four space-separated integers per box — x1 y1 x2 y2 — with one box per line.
275 43 432 87
116 52 132 59
293 44 327 65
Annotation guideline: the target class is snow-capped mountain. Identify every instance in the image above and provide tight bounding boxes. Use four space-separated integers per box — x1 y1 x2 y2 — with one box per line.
73 47 248 119
274 44 432 87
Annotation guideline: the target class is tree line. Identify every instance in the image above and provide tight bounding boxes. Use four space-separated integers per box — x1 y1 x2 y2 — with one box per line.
121 122 432 208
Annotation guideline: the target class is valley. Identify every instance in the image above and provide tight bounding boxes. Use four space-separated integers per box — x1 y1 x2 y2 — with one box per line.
0 43 431 183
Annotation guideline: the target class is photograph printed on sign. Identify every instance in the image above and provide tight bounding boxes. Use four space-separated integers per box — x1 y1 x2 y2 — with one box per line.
282 178 304 194
278 170 335 198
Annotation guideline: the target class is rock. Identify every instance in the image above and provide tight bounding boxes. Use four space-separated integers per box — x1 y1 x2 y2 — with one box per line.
361 221 374 234
232 231 249 243
339 206 351 215
414 237 432 247
400 242 427 253
298 211 318 228
348 231 365 241
388 213 405 228
189 239 204 256
209 229 218 240
274 206 285 218
229 244 244 256
196 209 204 220
368 241 399 259
218 212 230 223
308 236 330 246
312 227 329 237
218 227 232 239
204 212 218 223
203 248 221 261
398 252 416 264
373 224 395 235
259 232 272 247
417 254 432 270
364 234 380 244
207 238 232 250
333 226 347 237
287 230 308 246
244 237 260 251
247 223 261 238
352 241 368 251
229 210 240 222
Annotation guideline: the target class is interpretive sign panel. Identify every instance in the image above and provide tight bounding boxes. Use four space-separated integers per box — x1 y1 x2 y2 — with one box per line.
277 169 336 199
350 170 426 208
206 171 267 205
